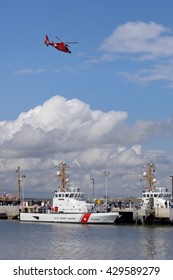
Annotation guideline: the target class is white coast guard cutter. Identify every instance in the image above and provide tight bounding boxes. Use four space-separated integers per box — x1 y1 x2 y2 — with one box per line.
20 162 119 224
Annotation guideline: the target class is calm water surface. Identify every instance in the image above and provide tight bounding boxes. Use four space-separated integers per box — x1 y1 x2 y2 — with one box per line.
0 220 173 260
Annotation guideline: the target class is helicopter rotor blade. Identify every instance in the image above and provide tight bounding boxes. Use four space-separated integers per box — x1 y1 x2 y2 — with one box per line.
65 42 78 44
55 36 78 44
55 36 61 41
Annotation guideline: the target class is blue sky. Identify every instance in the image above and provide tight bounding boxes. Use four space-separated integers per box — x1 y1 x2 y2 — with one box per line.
1 0 173 122
1 0 173 198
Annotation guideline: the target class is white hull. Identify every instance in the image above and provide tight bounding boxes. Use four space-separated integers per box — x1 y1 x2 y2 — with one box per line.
20 212 119 224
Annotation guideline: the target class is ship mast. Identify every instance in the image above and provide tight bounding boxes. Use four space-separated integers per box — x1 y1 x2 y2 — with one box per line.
56 162 69 192
143 162 156 192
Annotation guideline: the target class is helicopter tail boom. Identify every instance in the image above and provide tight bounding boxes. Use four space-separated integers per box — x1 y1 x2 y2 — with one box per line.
44 35 52 46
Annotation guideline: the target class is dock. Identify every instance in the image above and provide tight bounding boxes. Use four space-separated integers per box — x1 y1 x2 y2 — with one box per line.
135 207 173 225
112 206 173 225
0 205 20 219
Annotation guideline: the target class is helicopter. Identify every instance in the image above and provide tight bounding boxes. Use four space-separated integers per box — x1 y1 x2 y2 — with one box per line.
44 34 78 53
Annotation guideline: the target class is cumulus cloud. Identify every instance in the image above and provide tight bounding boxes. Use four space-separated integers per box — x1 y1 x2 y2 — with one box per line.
0 96 128 147
0 95 173 198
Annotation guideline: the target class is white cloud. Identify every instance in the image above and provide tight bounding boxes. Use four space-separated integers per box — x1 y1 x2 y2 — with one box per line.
119 60 173 86
14 68 60 75
100 21 173 59
0 95 173 198
97 21 173 86
0 96 128 146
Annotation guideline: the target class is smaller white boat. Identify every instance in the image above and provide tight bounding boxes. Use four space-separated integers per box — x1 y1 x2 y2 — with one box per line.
20 162 120 224
141 162 172 209
134 162 173 224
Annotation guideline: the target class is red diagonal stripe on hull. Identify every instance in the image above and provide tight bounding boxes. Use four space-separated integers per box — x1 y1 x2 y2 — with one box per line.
80 213 91 223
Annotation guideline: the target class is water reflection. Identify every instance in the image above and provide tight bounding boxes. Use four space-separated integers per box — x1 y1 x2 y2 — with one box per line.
0 221 173 259
140 227 157 259
139 226 173 260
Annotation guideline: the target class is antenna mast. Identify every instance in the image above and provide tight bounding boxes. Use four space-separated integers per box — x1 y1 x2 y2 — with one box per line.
143 162 156 192
56 162 69 192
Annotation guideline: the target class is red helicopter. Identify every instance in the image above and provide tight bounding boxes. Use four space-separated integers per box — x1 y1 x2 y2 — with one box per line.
44 34 78 53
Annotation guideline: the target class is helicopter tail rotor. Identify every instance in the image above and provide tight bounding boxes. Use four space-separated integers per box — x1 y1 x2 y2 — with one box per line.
44 34 50 46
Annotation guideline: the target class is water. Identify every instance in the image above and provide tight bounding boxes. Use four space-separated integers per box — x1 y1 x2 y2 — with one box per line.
0 220 173 260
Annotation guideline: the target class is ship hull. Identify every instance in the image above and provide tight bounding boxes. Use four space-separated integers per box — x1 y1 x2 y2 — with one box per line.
20 212 119 224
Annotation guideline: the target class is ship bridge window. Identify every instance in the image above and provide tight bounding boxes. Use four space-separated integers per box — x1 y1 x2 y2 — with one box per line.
164 194 171 198
65 194 69 197
147 194 150 198
143 194 146 198
158 194 163 197
70 194 74 197
154 194 158 197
